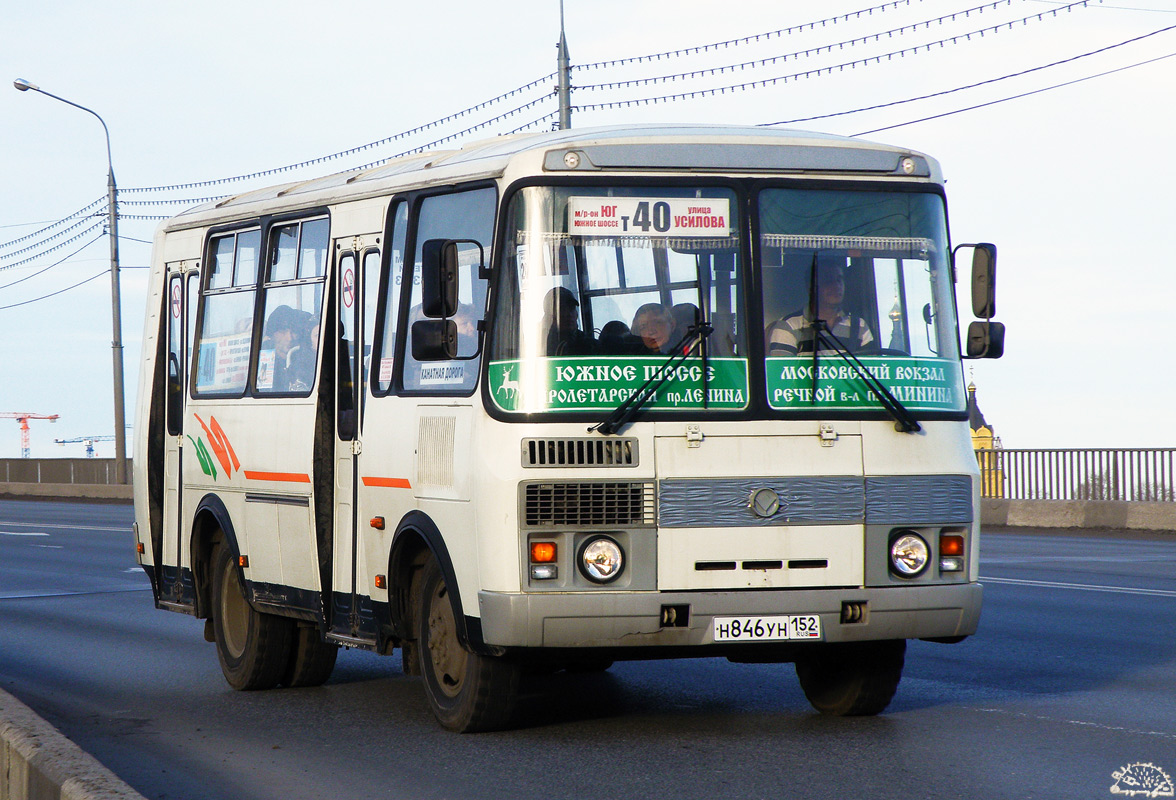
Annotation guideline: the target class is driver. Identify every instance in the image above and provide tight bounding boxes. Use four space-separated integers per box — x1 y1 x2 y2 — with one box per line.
767 261 873 356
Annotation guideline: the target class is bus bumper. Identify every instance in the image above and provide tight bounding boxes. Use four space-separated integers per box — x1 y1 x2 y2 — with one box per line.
477 582 982 648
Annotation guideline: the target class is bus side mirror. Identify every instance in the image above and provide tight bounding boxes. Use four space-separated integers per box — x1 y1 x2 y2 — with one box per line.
966 320 1005 359
411 319 458 361
421 239 460 318
968 243 997 319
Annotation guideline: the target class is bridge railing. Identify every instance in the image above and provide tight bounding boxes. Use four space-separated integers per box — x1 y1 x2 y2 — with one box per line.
1 458 129 486
975 448 1176 502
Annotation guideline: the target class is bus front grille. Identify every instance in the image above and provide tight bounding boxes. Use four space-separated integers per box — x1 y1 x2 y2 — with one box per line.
522 481 656 528
521 438 638 468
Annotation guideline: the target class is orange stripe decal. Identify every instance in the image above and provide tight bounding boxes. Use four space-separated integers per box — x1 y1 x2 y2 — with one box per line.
362 476 412 489
244 470 311 483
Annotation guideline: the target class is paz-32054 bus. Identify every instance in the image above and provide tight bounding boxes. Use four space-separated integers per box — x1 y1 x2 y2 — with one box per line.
133 124 1005 731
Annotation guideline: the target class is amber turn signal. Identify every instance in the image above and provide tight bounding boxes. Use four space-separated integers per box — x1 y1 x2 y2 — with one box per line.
939 534 965 557
530 542 557 563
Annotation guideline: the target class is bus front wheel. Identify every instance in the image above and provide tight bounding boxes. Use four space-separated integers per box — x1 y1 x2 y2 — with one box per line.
211 544 293 691
795 639 905 716
415 557 520 732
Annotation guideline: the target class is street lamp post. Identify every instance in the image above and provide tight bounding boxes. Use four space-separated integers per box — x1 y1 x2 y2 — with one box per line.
14 78 128 485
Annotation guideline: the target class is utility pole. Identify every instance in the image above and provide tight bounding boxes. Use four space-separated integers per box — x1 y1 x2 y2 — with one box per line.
557 0 572 130
14 79 128 484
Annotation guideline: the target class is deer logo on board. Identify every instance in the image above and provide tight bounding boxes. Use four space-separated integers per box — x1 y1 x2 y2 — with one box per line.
497 365 520 402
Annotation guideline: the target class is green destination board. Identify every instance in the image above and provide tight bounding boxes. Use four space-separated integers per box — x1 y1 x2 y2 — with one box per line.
766 356 964 411
489 357 750 413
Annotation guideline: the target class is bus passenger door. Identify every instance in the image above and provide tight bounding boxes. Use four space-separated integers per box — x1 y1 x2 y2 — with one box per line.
330 244 379 641
161 264 198 607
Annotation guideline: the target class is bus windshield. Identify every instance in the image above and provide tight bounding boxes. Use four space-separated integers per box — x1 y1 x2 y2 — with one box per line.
489 185 750 414
759 187 965 414
487 184 966 417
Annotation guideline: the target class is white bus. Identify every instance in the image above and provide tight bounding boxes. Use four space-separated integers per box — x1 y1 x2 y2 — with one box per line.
133 124 1004 731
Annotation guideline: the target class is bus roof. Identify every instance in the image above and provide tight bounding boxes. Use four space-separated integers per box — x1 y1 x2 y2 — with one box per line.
165 124 940 230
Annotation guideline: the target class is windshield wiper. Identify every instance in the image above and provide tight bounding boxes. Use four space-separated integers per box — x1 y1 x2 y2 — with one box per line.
812 323 922 433
590 321 714 436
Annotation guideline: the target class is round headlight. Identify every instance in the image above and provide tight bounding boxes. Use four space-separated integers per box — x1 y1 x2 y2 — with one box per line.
889 532 929 577
578 536 624 583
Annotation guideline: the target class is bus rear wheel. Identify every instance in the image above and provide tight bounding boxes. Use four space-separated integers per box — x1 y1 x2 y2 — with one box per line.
211 544 293 691
795 639 906 716
282 623 338 688
415 557 520 732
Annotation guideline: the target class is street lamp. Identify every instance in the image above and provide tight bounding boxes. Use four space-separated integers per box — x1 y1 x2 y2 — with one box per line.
14 78 128 485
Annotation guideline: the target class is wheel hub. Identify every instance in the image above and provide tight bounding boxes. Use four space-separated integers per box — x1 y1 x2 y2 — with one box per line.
426 584 467 698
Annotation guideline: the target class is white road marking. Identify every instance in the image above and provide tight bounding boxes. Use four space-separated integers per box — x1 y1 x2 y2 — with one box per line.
974 707 1176 740
0 530 50 536
0 587 152 600
0 521 129 532
983 575 1176 599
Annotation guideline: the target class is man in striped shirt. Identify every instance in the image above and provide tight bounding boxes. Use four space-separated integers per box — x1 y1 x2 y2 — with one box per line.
766 262 873 356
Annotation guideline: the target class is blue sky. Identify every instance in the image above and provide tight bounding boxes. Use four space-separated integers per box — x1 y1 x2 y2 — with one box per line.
2 0 1174 457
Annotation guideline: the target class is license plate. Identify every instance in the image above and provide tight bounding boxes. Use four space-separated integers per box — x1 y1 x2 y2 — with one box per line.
712 614 822 642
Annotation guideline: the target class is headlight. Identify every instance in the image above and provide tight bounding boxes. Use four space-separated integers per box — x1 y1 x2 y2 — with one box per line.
578 536 625 584
889 531 929 577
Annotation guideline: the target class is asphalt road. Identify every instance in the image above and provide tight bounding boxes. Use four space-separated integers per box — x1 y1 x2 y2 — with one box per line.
2 498 1174 800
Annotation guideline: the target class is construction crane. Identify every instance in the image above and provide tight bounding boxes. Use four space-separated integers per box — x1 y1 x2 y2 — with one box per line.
54 435 116 459
1 413 60 459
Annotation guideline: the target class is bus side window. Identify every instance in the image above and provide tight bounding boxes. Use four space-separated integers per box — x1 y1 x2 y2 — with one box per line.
401 187 495 395
193 230 259 396
373 201 408 395
254 218 329 396
166 274 184 435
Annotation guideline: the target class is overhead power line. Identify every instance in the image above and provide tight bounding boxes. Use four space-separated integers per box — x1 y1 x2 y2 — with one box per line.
762 24 1176 126
852 47 1176 135
346 92 558 171
0 267 109 311
577 0 1031 92
574 0 1097 110
0 197 105 252
574 0 934 70
0 214 106 263
123 73 557 194
0 221 106 272
0 234 105 290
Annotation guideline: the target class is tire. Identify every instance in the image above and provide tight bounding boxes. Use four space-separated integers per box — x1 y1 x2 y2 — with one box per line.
282 623 339 688
415 557 520 732
211 544 293 691
795 640 906 716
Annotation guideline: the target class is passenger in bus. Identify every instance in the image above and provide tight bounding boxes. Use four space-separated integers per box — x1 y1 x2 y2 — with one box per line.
630 303 678 355
598 319 631 354
766 262 873 356
543 287 594 356
265 304 315 391
671 302 701 335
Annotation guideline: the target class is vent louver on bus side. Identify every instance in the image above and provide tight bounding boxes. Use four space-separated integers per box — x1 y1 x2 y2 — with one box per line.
522 482 656 528
521 438 638 468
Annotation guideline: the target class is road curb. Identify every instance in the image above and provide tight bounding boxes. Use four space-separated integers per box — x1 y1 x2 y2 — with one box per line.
0 689 146 800
0 484 132 504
